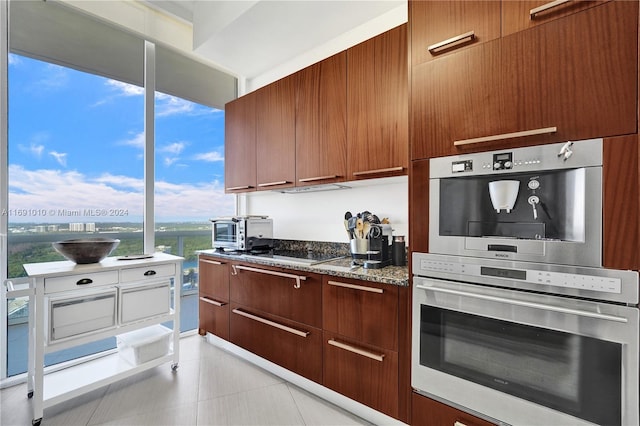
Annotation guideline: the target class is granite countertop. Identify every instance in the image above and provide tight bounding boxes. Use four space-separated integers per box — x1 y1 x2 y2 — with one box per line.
198 249 409 287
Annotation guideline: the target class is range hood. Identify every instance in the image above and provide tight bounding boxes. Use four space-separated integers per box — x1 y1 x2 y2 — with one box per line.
276 184 351 194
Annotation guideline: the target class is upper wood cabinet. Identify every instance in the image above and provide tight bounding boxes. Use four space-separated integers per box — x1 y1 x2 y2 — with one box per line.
410 0 501 66
295 52 348 186
502 0 609 36
224 92 256 193
411 0 638 159
255 75 296 191
347 24 408 180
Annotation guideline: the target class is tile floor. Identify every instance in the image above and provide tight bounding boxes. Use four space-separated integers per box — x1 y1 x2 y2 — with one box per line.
1 335 371 426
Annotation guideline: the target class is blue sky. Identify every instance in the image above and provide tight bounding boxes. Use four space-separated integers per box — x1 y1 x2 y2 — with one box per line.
7 54 234 223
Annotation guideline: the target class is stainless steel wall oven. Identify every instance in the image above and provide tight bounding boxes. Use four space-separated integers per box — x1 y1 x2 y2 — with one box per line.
412 139 639 425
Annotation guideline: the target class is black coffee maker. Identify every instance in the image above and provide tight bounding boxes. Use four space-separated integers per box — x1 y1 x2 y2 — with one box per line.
350 224 392 269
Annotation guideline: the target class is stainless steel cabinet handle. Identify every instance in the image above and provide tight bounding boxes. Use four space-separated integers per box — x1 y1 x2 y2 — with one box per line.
199 296 227 307
232 308 309 337
327 339 385 362
257 180 290 187
453 126 557 146
327 280 383 294
454 422 468 426
417 284 628 323
428 31 475 54
226 185 253 191
298 175 338 183
232 264 307 289
530 0 571 18
352 166 404 177
200 259 223 266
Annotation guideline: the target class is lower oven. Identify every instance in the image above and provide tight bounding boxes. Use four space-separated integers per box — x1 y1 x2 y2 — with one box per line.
412 253 639 426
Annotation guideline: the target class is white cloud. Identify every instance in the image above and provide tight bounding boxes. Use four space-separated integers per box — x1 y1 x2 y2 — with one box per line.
49 151 67 167
193 151 224 162
8 165 234 222
119 131 145 149
106 79 144 96
160 142 187 155
8 54 21 66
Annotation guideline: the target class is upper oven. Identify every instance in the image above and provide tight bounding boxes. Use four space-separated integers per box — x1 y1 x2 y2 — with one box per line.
429 138 603 268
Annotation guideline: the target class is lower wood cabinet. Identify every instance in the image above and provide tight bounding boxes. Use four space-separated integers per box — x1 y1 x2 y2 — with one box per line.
323 331 399 418
198 256 230 339
230 303 323 383
411 392 497 426
199 296 229 340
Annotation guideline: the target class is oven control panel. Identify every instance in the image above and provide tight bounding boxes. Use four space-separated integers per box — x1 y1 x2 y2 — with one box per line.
417 258 622 294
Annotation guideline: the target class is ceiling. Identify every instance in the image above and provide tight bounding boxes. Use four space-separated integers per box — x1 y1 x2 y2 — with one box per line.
145 1 405 79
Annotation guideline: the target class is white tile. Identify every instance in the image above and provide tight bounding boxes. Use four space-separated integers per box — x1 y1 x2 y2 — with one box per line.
287 384 371 426
197 383 304 426
92 401 198 426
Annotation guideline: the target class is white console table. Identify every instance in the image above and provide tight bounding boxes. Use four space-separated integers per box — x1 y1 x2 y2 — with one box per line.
19 253 183 426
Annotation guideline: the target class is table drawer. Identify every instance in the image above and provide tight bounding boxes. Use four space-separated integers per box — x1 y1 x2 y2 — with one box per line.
44 270 119 294
120 263 176 283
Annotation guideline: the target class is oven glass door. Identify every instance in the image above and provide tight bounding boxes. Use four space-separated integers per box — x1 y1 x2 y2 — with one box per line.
213 221 237 245
421 305 620 425
412 277 639 426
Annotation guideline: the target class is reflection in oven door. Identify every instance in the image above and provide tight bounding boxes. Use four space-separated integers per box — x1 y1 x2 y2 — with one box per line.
412 277 639 426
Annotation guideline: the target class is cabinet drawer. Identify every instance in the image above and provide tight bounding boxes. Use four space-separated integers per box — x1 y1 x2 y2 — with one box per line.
199 296 229 340
230 263 322 328
323 277 398 351
120 263 176 283
323 332 398 418
47 288 117 343
412 392 497 426
199 257 230 300
119 281 171 324
44 270 119 294
230 303 322 383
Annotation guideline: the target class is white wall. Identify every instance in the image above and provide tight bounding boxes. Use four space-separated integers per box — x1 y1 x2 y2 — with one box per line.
244 176 408 243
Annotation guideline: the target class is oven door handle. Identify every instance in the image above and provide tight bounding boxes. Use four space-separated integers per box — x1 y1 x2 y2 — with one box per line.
417 284 628 323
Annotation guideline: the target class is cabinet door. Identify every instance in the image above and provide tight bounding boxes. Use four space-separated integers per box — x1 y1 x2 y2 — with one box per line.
411 39 505 159
347 24 408 180
230 263 322 328
230 303 323 383
501 0 637 147
256 75 296 191
295 52 347 186
224 93 256 193
502 0 609 36
411 392 496 426
410 0 501 66
323 277 398 351
199 296 229 339
323 331 398 418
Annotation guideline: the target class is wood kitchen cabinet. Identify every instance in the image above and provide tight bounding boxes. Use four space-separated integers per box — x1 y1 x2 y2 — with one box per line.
229 262 323 383
411 392 497 426
224 92 256 193
255 74 296 191
198 256 230 340
410 0 501 66
347 24 408 180
322 277 400 418
295 52 347 186
411 0 638 159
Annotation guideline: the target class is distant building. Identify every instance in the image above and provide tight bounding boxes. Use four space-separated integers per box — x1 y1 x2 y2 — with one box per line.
47 225 58 232
86 223 96 232
34 225 46 233
69 223 84 232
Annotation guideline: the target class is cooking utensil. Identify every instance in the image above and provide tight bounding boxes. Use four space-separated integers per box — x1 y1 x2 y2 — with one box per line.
363 222 371 239
356 218 364 239
344 211 353 238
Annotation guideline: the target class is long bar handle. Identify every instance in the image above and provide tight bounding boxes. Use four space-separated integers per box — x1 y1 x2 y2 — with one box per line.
352 166 404 177
453 126 557 146
428 31 475 54
226 185 253 191
530 0 571 18
232 308 309 337
199 296 227 307
298 175 338 183
258 180 290 188
327 339 385 362
200 259 223 266
327 280 383 294
417 284 628 323
232 264 307 289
